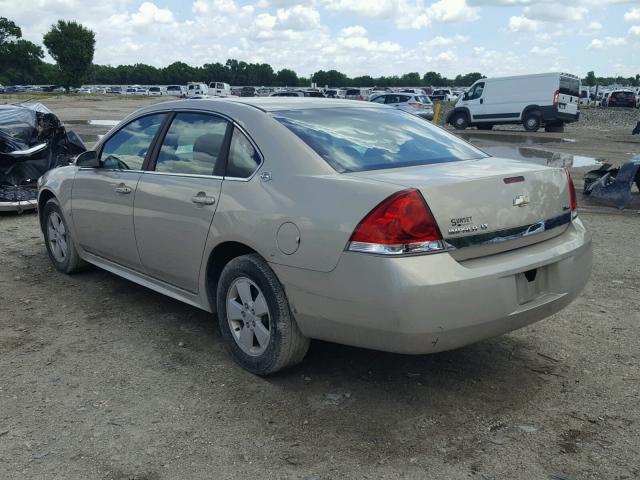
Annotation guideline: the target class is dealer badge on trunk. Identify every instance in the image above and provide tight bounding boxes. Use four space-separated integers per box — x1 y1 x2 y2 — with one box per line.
448 216 489 235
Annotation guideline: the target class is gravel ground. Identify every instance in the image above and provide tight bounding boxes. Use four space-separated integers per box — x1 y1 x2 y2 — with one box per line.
1 96 639 479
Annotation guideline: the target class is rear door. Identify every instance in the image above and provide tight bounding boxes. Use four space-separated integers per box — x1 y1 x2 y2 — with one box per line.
557 75 579 116
71 113 167 270
133 112 231 292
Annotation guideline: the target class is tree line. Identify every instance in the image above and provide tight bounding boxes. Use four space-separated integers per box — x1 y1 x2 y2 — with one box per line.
1 16 639 89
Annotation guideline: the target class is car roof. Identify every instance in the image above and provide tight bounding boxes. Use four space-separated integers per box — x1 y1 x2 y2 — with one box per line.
145 97 387 113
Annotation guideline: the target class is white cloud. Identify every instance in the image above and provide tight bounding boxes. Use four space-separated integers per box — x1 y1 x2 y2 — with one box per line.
508 15 537 32
523 4 588 22
588 36 627 49
323 0 478 30
629 25 640 36
420 34 469 47
624 8 640 22
131 2 175 26
530 45 559 55
274 5 321 30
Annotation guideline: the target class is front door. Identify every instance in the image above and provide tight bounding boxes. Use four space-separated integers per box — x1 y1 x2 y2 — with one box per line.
133 112 230 292
71 113 167 269
462 81 488 122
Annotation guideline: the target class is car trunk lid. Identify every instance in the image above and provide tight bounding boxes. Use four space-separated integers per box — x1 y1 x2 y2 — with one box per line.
347 157 573 260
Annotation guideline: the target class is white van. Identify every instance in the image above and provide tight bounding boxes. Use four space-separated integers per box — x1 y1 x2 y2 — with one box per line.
186 82 209 97
447 72 580 132
147 86 166 96
208 82 231 96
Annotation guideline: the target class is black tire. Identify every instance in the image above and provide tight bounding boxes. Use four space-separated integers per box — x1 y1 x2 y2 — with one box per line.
451 112 469 130
477 124 493 130
216 254 309 375
523 111 541 132
42 198 86 274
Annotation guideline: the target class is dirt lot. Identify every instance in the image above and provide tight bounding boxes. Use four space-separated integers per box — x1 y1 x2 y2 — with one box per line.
1 96 639 479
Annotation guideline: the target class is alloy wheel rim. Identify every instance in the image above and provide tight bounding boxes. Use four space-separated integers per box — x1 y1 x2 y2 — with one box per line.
47 212 68 262
226 277 271 356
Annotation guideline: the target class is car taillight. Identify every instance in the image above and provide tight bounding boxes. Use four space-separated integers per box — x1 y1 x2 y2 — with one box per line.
553 90 559 109
565 168 577 219
347 189 446 255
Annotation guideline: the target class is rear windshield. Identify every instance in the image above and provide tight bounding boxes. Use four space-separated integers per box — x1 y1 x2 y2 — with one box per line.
273 108 487 172
416 95 432 104
559 76 580 97
304 91 324 97
345 89 359 95
149 87 160 92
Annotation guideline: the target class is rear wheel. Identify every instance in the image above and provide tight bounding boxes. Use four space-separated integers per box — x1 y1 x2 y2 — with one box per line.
523 112 541 132
451 112 469 130
42 198 86 274
216 254 309 375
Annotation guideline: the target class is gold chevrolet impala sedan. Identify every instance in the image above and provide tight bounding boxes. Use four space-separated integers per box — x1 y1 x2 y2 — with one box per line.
37 98 592 374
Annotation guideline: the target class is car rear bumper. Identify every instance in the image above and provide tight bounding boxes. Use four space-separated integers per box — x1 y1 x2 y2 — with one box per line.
272 218 592 354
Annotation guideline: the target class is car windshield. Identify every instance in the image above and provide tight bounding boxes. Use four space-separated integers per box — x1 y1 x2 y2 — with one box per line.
273 108 487 172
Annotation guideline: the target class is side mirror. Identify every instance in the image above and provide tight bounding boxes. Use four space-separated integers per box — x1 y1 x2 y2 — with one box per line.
75 150 99 168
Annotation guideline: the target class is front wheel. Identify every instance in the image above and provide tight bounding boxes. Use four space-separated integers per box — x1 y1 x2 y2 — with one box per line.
451 112 469 130
216 254 309 375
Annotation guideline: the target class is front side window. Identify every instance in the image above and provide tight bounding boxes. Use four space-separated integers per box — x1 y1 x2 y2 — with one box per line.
100 113 167 170
273 108 487 173
227 128 261 178
155 113 229 176
467 82 485 100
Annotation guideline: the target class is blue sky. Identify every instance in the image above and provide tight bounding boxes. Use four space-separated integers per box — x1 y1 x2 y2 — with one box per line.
2 0 640 78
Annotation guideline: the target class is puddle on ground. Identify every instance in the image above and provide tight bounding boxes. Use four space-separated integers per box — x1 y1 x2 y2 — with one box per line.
478 145 602 168
458 132 577 145
78 133 104 144
65 119 120 127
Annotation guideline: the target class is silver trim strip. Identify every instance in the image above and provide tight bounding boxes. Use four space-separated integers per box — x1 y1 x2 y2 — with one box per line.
445 212 572 250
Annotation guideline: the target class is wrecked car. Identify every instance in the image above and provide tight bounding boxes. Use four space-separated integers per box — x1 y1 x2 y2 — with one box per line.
583 158 640 209
0 103 85 212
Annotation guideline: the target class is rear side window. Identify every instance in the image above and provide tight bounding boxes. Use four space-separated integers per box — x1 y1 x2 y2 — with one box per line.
273 108 487 173
155 113 229 176
100 113 167 170
227 128 261 178
559 76 580 97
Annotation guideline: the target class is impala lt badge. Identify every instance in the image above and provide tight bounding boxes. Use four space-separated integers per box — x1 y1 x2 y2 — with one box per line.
513 194 530 207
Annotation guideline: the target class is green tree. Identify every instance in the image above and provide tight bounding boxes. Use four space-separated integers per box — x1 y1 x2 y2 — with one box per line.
276 68 298 87
584 71 597 87
43 20 95 88
0 17 44 84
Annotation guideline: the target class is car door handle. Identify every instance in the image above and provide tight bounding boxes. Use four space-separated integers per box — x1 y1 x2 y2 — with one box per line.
115 183 132 194
191 192 216 206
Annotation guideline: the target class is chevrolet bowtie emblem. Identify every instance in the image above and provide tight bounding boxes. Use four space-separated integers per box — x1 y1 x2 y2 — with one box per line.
513 194 530 207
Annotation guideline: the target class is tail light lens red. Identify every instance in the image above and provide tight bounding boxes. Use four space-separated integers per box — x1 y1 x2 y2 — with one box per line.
565 168 577 218
348 189 446 255
553 90 560 109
